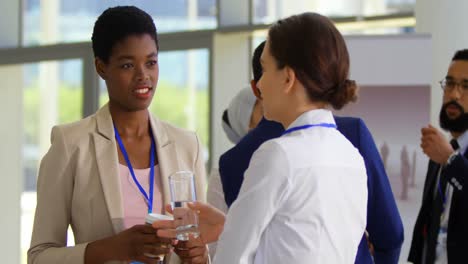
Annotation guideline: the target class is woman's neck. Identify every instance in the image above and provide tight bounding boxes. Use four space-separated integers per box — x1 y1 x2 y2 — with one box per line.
278 82 327 128
109 103 150 138
280 103 326 129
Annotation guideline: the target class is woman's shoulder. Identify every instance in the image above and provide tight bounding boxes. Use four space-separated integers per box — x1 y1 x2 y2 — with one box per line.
57 113 96 132
254 137 289 161
50 114 98 146
151 116 198 142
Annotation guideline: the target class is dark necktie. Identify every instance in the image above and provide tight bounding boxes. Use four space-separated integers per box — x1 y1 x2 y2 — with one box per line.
425 139 460 262
450 139 460 151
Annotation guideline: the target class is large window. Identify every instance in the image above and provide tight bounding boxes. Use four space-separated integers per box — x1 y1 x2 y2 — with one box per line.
16 59 83 263
23 0 217 46
253 0 415 24
252 0 415 35
23 59 83 191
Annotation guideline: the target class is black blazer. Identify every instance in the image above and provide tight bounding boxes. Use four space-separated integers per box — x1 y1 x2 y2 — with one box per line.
408 149 468 264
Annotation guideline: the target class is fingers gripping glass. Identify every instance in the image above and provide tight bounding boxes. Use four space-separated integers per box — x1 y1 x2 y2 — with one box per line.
169 171 200 241
142 214 174 264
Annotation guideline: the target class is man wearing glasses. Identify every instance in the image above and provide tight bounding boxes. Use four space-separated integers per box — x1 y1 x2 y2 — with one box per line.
408 49 468 264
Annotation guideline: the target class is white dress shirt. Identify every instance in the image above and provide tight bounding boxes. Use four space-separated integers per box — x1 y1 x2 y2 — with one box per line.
213 109 368 264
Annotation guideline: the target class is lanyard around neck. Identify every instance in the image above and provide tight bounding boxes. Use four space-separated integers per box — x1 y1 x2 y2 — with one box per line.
114 125 156 213
282 123 337 136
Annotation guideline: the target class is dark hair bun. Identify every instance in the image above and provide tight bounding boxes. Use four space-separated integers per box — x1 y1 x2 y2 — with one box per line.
329 79 358 109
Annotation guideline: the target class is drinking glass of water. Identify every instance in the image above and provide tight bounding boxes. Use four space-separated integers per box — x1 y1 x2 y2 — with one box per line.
169 171 200 241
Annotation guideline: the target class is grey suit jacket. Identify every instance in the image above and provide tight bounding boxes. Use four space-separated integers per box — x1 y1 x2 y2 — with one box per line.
28 105 207 264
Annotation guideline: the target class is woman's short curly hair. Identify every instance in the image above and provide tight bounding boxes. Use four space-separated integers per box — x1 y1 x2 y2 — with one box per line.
91 6 158 63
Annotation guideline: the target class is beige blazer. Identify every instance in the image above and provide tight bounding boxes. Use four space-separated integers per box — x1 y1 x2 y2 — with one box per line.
28 105 207 264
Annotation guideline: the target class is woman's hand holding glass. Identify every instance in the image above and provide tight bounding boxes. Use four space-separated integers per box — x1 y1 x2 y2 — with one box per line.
144 213 176 263
85 224 173 264
153 203 226 245
152 170 226 263
185 202 226 244
174 234 209 264
116 225 173 263
152 203 225 264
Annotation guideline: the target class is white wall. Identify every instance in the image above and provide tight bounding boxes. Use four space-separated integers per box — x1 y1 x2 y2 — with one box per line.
0 66 22 263
0 1 22 263
211 32 251 166
346 34 432 86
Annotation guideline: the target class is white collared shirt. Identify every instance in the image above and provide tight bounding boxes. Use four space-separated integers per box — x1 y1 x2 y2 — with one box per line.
213 109 368 264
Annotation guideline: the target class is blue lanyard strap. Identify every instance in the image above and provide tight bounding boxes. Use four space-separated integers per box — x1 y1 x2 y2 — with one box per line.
114 125 156 213
282 123 337 136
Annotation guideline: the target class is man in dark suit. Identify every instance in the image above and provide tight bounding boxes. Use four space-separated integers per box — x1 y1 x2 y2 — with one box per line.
408 49 468 264
218 41 404 264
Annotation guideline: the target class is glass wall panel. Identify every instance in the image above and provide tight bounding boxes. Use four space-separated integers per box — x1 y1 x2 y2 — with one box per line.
251 16 415 42
253 0 415 25
23 0 217 46
20 59 83 263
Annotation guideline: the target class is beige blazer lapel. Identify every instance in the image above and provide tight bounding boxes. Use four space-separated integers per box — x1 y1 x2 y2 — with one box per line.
92 105 124 234
149 115 179 213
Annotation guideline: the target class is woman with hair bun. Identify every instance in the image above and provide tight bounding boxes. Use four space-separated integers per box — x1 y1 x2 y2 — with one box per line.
157 12 367 264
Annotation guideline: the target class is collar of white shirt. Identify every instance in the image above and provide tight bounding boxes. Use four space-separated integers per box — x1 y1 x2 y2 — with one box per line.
285 109 336 132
